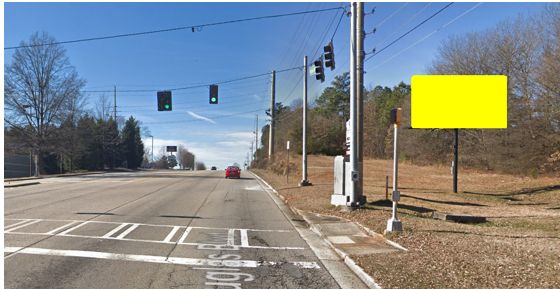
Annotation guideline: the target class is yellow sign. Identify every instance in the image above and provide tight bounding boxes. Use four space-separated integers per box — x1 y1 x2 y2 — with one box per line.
411 75 507 128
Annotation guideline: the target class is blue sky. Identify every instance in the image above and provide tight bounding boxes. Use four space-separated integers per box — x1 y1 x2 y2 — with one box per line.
4 2 547 168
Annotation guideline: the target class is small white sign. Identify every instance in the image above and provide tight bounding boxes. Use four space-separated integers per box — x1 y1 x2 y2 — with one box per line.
286 141 290 150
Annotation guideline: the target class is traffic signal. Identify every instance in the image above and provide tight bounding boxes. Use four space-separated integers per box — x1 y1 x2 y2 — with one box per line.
313 58 325 83
209 84 218 104
157 91 172 111
324 42 335 70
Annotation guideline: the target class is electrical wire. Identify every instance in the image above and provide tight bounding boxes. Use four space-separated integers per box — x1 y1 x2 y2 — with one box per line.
5 7 344 50
365 2 454 63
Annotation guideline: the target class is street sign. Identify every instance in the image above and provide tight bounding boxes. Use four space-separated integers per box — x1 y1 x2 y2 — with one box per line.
286 141 290 150
166 146 177 152
345 120 351 156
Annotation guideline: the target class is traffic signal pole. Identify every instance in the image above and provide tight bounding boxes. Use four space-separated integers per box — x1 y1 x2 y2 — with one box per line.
269 70 276 159
300 55 311 186
348 3 359 206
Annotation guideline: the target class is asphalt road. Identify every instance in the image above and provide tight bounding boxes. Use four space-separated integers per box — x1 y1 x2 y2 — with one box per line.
4 170 367 289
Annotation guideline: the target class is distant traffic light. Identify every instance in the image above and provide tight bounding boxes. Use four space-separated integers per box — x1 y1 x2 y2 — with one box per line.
209 84 218 104
157 91 172 111
313 58 325 83
324 42 335 70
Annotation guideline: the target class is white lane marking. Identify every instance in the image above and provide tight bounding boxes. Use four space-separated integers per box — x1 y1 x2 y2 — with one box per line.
240 229 249 247
227 229 235 246
163 226 181 243
58 221 91 235
4 219 33 230
46 221 79 235
4 219 42 232
3 247 320 269
4 218 291 233
178 227 193 244
115 224 139 239
5 231 305 250
102 223 130 238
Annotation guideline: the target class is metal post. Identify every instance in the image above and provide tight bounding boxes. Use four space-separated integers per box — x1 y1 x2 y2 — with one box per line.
300 56 311 186
348 2 358 205
34 153 39 177
113 85 117 120
255 114 259 162
29 150 32 177
356 2 365 205
386 124 402 232
287 143 290 184
151 136 154 163
453 129 459 193
269 70 276 159
385 176 389 200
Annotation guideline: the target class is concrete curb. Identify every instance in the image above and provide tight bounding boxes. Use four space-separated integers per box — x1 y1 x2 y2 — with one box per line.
250 171 382 289
4 181 41 188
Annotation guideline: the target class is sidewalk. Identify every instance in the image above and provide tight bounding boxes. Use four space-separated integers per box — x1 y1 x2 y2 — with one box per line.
252 171 406 289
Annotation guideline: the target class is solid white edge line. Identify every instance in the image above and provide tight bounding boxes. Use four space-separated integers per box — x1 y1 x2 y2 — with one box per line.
240 229 249 247
102 223 130 238
177 227 193 244
3 247 320 269
115 224 139 239
163 226 181 243
4 219 42 232
46 221 80 235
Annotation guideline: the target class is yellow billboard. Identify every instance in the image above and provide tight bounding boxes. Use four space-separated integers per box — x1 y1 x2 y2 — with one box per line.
411 75 507 129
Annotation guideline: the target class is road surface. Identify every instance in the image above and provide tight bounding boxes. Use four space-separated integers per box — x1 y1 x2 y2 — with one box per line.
4 170 367 289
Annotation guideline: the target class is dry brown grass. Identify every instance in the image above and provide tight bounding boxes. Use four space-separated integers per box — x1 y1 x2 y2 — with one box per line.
253 154 560 289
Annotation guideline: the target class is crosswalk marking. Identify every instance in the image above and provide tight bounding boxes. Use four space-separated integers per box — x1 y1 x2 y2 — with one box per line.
5 219 42 232
102 223 130 238
5 219 33 230
4 218 304 250
59 221 91 235
115 224 139 239
163 226 181 243
177 227 193 244
240 229 249 247
46 221 80 235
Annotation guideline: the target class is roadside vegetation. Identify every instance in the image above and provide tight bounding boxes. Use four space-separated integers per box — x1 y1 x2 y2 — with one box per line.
255 4 560 176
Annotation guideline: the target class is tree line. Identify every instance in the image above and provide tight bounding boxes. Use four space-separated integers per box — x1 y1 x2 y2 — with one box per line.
256 5 559 175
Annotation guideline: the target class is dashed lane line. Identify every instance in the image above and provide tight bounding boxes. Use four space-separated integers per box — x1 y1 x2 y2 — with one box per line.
3 247 321 269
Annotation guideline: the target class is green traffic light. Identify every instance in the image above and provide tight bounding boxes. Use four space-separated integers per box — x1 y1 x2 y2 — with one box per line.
211 97 217 103
164 104 170 109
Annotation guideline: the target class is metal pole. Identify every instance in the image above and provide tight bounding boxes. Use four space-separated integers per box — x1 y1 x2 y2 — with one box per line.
269 70 276 159
255 114 259 162
300 56 310 186
356 2 365 205
151 136 154 163
453 129 459 193
29 150 32 177
113 85 117 120
287 147 290 184
386 124 402 232
348 2 358 205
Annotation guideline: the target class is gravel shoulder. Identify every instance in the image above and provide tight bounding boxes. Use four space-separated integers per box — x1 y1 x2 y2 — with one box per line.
252 155 560 289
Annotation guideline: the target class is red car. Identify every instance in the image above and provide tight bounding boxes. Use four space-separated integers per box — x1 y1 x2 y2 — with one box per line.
225 166 241 179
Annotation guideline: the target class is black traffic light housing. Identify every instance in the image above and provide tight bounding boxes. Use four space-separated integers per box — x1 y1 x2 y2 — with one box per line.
324 42 335 70
313 58 325 83
157 91 172 111
209 84 218 104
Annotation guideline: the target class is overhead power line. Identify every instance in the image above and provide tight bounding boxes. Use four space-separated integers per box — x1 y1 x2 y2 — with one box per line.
365 2 454 63
5 7 343 50
83 66 301 93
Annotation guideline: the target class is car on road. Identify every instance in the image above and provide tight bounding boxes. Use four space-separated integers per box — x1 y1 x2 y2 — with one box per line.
225 166 241 179
211 166 217 170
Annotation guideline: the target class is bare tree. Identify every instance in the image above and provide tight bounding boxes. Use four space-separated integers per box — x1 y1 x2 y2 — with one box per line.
5 32 86 162
177 145 195 169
